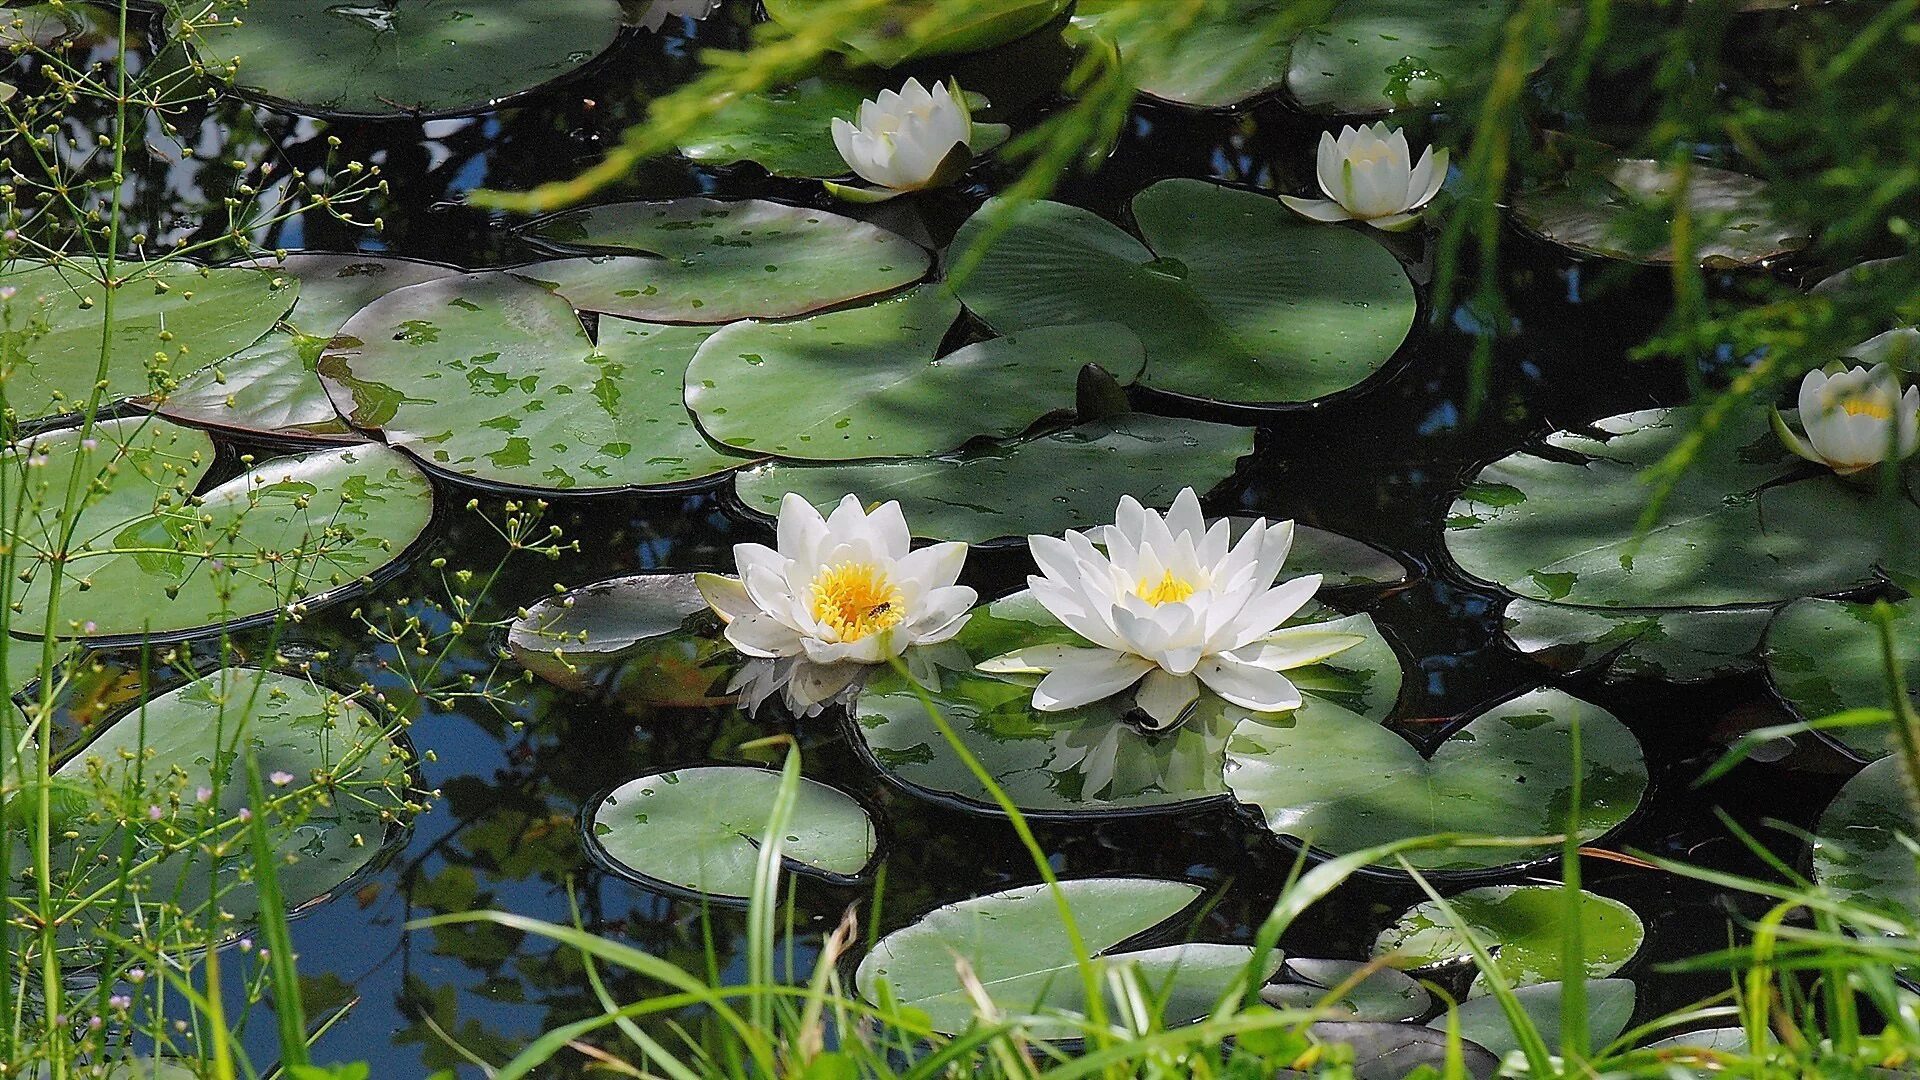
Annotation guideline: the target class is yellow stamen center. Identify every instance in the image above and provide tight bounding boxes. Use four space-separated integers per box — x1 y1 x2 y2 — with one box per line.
1136 570 1197 606
1841 396 1893 420
810 562 905 641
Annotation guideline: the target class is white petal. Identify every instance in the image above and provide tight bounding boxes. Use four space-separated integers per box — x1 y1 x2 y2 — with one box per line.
1225 574 1322 650
905 585 976 643
1315 130 1342 198
1195 656 1302 714
695 573 755 623
775 494 827 563
1165 487 1206 543
1135 669 1200 730
1230 627 1365 672
895 539 965 591
1283 196 1355 223
726 614 805 659
1032 648 1156 711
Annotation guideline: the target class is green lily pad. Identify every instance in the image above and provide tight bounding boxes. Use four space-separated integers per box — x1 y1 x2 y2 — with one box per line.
734 411 1254 545
7 416 433 640
1643 1027 1751 1053
688 293 1146 459
1374 885 1645 996
1513 158 1807 268
852 592 1402 815
587 765 875 901
1502 599 1772 684
515 198 931 322
508 573 742 708
3 4 84 51
0 259 296 422
1813 756 1919 923
762 0 1069 66
1072 0 1296 109
49 668 411 944
1224 688 1647 872
1434 979 1637 1059
1261 958 1432 1021
855 877 1273 1038
190 0 626 118
1445 405 1920 608
1307 1023 1500 1080
320 271 754 493
156 254 459 441
949 180 1414 406
1285 0 1515 115
1263 522 1409 589
1813 257 1920 326
1765 598 1918 761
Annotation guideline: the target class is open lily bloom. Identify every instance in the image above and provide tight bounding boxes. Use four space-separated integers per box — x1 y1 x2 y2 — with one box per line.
830 78 973 197
628 0 720 33
1774 362 1920 475
1281 123 1448 232
696 493 976 670
980 489 1364 731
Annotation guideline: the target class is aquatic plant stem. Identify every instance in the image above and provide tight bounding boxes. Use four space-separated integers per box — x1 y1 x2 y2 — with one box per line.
1872 601 1920 820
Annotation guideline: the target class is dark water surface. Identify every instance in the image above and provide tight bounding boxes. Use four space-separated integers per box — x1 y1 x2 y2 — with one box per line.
50 5 1874 1075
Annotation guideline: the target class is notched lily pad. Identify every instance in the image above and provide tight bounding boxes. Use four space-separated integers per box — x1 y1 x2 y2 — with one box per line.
516 198 931 322
950 180 1415 407
1764 597 1918 761
733 411 1255 545
1513 158 1807 268
1502 599 1772 684
587 765 877 901
1374 885 1645 997
1225 688 1648 872
508 573 742 708
321 271 755 493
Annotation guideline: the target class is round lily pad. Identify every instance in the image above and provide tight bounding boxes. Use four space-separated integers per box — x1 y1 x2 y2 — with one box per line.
762 0 1069 66
1513 158 1807 268
0 259 296 423
587 765 876 901
190 0 626 118
1445 405 1920 608
7 416 433 641
508 574 742 708
949 180 1415 406
852 592 1402 815
689 291 1146 459
1373 885 1645 996
734 412 1255 545
1224 688 1647 872
157 254 459 441
1765 598 1918 761
855 877 1273 1038
1434 979 1637 1060
1814 756 1919 922
1261 958 1432 1021
515 198 931 322
1285 0 1517 115
49 668 411 944
1073 0 1295 109
1502 599 1772 684
321 271 754 493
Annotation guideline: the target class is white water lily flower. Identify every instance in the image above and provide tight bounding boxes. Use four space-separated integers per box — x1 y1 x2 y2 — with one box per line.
1774 362 1920 475
830 77 973 195
629 0 720 33
1281 123 1448 231
696 493 976 667
980 489 1365 731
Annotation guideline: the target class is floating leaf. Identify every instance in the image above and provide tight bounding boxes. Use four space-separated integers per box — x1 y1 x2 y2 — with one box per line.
192 0 626 117
1433 979 1637 1060
0 260 295 422
1251 520 1409 589
1813 257 1920 326
516 198 930 322
321 272 753 493
689 294 1146 460
734 411 1254 545
1073 0 1294 109
587 766 875 900
1502 599 1771 684
507 574 741 708
762 0 1069 66
1513 158 1807 268
45 668 410 944
1285 0 1516 115
1813 757 1920 922
1261 958 1432 1021
1307 1023 1500 1080
7 417 432 640
1374 885 1645 996
157 254 459 441
1765 598 1918 761
852 593 1402 815
1445 405 1920 608
1643 1027 1751 1053
1225 689 1647 872
855 878 1272 1038
950 180 1414 405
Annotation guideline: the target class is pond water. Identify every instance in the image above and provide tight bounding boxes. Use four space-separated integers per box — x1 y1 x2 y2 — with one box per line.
29 3 1892 1075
